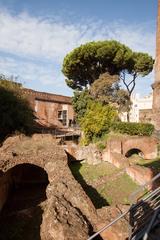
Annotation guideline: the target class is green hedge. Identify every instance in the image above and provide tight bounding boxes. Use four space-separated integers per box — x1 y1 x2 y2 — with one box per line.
111 122 154 136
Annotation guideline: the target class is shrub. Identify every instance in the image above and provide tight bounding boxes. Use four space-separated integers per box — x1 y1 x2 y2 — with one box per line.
111 122 154 136
0 80 34 142
80 101 118 144
96 142 106 151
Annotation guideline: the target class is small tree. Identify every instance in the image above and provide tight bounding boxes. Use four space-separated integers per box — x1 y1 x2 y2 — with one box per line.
89 73 119 103
89 72 131 112
80 101 118 144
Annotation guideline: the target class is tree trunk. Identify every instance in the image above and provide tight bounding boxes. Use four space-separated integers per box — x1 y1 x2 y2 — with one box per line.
127 111 130 122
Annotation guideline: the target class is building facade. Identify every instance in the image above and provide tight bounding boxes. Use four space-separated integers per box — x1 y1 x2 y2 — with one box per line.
120 93 153 123
22 88 75 130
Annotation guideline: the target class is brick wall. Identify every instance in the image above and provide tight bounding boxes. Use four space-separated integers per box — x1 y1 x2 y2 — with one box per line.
22 88 75 130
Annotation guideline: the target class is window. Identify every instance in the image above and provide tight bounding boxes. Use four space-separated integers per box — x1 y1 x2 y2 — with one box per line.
58 111 63 120
58 110 67 126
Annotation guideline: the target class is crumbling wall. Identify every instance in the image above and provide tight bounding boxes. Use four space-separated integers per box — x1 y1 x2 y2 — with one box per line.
0 134 99 239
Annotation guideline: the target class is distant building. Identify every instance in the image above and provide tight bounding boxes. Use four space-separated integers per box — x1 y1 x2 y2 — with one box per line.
120 93 153 123
22 88 75 130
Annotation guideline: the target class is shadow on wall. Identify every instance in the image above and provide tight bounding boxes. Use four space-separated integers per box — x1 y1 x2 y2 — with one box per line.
68 161 109 209
0 163 49 240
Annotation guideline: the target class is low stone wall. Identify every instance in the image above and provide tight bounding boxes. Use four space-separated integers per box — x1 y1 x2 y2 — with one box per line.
102 139 156 188
102 151 129 168
126 165 154 186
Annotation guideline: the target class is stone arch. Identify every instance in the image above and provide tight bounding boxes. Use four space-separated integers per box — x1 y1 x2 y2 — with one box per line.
0 163 49 213
1 157 45 173
0 163 49 239
0 135 100 239
125 148 144 158
122 137 158 160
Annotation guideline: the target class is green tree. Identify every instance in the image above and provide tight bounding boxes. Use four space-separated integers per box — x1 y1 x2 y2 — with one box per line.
89 72 130 112
115 89 131 113
120 52 154 97
72 73 131 122
62 40 154 92
63 40 154 121
80 101 118 144
0 76 34 142
89 73 119 103
62 40 131 90
72 90 92 120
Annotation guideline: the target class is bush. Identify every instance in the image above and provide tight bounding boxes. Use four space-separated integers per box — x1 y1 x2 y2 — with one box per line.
0 81 34 142
111 122 154 136
96 142 106 151
80 101 118 144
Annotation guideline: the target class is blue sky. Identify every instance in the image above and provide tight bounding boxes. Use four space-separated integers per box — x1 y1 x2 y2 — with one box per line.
0 0 158 96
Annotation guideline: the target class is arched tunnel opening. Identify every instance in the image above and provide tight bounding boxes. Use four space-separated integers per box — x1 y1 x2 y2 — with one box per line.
125 148 144 158
0 163 49 240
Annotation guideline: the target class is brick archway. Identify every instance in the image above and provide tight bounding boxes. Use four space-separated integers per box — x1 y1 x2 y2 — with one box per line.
103 136 158 166
125 148 144 158
122 137 158 159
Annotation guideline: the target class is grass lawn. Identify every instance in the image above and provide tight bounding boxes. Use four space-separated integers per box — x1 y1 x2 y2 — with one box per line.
69 161 139 208
135 158 160 172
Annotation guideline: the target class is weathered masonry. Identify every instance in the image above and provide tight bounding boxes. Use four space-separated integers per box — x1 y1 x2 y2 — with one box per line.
102 136 158 166
22 88 75 129
152 0 160 130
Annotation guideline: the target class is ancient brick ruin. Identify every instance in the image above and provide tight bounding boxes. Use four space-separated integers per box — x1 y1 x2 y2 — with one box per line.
0 135 100 239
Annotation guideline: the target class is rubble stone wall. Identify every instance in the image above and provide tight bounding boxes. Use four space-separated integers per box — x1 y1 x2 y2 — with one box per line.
0 134 99 239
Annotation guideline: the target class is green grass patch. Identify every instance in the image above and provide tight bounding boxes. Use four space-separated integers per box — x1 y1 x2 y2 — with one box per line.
70 162 119 182
136 158 160 172
69 162 139 208
98 173 139 205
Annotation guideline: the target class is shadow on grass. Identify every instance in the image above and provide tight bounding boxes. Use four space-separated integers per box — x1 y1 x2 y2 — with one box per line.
137 158 160 173
69 161 109 209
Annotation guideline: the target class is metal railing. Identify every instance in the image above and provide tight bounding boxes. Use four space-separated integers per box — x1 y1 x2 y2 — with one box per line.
129 186 160 240
88 172 160 240
88 209 129 240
